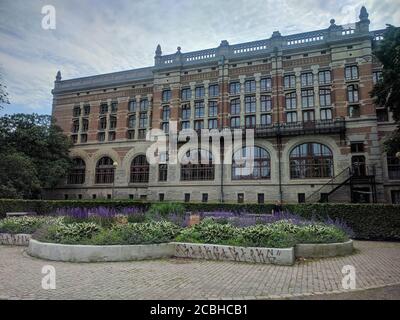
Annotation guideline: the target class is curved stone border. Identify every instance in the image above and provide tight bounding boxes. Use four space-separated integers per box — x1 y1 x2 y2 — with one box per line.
0 233 31 246
294 240 353 258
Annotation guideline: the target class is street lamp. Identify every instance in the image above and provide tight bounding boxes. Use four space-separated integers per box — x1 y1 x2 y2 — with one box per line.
112 161 118 199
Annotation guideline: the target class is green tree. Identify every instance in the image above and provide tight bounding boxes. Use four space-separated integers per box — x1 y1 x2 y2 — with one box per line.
371 25 400 153
0 114 72 199
0 72 10 110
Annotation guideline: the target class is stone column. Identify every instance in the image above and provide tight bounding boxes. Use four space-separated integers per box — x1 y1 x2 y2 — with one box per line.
203 80 210 128
294 68 302 122
239 75 246 126
255 73 261 125
190 82 196 128
311 65 320 120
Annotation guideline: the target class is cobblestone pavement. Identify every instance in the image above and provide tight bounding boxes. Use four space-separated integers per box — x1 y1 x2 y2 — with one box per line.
0 241 399 300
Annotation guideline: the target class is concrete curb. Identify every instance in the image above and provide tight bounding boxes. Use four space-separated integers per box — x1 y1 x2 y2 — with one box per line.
295 240 353 258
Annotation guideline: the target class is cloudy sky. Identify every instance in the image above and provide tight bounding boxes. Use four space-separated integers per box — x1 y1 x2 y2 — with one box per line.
0 0 398 115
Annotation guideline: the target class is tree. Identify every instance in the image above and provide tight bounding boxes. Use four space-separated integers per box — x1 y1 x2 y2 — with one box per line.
371 25 400 153
0 114 72 199
0 72 10 110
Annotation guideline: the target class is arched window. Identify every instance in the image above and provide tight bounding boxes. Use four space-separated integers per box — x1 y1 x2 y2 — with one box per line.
95 157 115 184
232 146 271 180
68 158 85 184
290 143 333 179
181 149 214 181
387 153 400 180
130 155 149 183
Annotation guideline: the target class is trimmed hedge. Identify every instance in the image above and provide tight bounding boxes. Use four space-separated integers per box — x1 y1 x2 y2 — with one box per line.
0 199 399 241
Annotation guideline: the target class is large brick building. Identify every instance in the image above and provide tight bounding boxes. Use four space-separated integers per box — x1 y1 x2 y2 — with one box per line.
49 6 400 204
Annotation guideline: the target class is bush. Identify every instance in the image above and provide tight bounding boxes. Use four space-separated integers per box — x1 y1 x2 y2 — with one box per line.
35 222 101 244
0 216 52 234
146 203 185 218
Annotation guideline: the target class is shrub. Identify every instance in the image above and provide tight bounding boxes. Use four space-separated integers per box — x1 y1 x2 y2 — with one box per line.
36 222 101 244
146 203 185 218
294 224 348 244
0 216 53 234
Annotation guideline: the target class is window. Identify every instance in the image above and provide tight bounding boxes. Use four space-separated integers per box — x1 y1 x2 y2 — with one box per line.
128 100 136 113
377 109 388 122
257 193 264 204
347 85 359 103
130 155 149 183
181 121 190 130
387 153 400 180
319 89 331 107
348 105 360 117
72 120 79 133
127 130 135 140
230 99 241 115
184 193 191 202
301 73 313 87
159 193 165 201
82 119 89 132
261 78 272 91
68 158 86 184
237 193 244 203
80 134 87 143
99 117 107 130
109 116 117 129
391 190 400 204
320 108 332 120
208 101 218 117
181 88 191 100
162 89 171 102
290 143 333 179
209 84 219 97
140 99 148 112
245 115 256 128
286 111 297 123
298 193 305 203
100 103 108 114
284 75 296 89
95 157 115 184
230 117 240 128
161 122 169 133
302 110 315 122
138 129 146 139
195 101 205 118
245 80 256 93
108 131 116 141
73 106 81 117
83 105 90 116
98 132 105 142
139 112 147 128
245 96 256 113
261 95 272 112
181 104 191 120
301 89 314 108
208 119 218 129
285 92 297 109
202 193 208 203
261 114 272 126
111 101 118 113
230 82 240 95
159 164 168 181
92 194 97 199
71 134 78 144
181 149 214 181
195 86 205 99
351 142 364 153
128 115 136 128
194 120 204 130
373 71 383 84
345 66 358 81
232 146 271 180
318 70 331 85
162 106 170 121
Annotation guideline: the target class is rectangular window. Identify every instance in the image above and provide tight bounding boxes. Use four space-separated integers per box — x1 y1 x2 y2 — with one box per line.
82 119 89 132
80 134 87 143
195 101 205 118
111 102 118 113
159 193 165 201
349 105 360 118
257 193 264 204
158 164 168 182
73 106 81 117
71 135 78 144
181 121 190 130
301 89 314 108
181 88 192 100
298 193 305 203
140 99 148 112
202 193 208 203
194 120 204 130
230 117 240 128
319 70 331 85
237 193 244 204
83 105 90 115
127 130 135 140
181 104 191 120
162 89 171 102
138 129 146 139
162 106 170 121
302 110 315 122
72 121 79 133
319 89 331 107
260 114 272 125
209 84 219 97
245 115 256 128
110 116 117 129
208 101 218 117
230 82 241 95
345 65 359 80
245 80 256 93
195 87 205 99
108 131 116 141
208 119 218 129
139 112 147 128
92 194 97 200
99 117 107 130
261 78 272 91
184 193 191 203
377 108 388 122
100 104 108 114
98 132 105 142
285 92 297 109
245 96 256 113
261 95 272 112
161 122 169 133
286 111 297 123
351 142 364 153
284 75 296 89
373 71 383 84
128 115 136 128
230 99 241 115
320 108 333 120
347 85 359 103
301 73 313 87
128 100 136 113
391 190 400 204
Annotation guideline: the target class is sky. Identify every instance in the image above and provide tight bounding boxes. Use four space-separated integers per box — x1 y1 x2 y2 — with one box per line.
0 0 399 115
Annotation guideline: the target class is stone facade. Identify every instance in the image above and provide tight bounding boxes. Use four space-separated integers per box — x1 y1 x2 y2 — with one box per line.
49 7 400 204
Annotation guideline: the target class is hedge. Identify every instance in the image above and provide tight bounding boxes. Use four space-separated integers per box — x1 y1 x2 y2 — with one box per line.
0 199 399 241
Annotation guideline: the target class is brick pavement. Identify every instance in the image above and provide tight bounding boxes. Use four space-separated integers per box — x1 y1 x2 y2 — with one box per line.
0 241 399 300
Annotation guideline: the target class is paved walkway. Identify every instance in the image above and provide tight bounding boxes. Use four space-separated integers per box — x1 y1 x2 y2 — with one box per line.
0 241 399 300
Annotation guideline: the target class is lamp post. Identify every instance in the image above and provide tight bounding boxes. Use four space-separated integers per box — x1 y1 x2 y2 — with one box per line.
112 161 118 199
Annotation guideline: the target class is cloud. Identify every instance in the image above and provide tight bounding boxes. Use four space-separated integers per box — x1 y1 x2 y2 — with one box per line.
0 0 398 115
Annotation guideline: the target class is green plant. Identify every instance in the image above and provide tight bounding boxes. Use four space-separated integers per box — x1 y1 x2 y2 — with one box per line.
37 222 101 244
0 216 54 234
146 202 185 219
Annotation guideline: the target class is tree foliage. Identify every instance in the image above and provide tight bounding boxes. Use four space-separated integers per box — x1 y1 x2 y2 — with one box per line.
0 114 72 199
0 72 10 110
